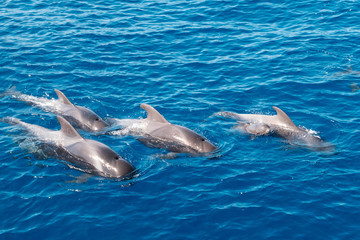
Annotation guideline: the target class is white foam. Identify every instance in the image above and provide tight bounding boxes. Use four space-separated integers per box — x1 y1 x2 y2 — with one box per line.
108 119 148 137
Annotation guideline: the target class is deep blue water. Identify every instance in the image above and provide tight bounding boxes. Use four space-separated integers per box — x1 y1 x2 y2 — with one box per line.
1 0 360 239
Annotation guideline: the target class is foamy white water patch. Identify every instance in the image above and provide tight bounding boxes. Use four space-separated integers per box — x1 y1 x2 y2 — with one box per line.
107 118 149 137
10 91 62 114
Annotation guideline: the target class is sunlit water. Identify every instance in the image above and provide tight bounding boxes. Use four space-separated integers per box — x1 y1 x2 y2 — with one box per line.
1 0 360 239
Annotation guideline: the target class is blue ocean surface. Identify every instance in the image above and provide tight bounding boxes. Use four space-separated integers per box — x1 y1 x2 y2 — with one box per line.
1 0 360 239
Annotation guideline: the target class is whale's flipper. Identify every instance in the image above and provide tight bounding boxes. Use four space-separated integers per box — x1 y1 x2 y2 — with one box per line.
140 103 169 124
272 106 297 128
65 173 92 183
57 116 83 139
55 89 73 105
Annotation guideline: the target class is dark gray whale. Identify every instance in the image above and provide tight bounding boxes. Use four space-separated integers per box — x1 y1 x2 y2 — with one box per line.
2 116 136 179
216 106 333 151
3 88 108 132
108 103 217 154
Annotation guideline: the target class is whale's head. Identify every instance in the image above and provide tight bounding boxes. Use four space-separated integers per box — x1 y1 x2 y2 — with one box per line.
68 139 136 179
169 125 217 154
192 135 217 153
74 106 109 132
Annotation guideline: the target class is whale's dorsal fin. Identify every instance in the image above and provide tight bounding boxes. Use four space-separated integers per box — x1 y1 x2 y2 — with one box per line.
57 116 83 139
140 103 169 123
272 106 297 128
55 89 73 105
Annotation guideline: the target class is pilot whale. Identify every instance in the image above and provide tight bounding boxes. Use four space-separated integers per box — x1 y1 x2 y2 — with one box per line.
107 103 217 154
215 106 333 151
1 116 136 179
2 88 108 132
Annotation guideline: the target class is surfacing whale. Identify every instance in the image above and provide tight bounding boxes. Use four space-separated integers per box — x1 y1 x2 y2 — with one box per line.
215 106 333 151
2 88 108 132
107 103 217 154
1 116 136 179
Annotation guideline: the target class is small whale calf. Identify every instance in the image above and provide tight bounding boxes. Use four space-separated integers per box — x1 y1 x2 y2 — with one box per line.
1 116 136 179
216 106 333 151
3 88 108 132
108 103 217 154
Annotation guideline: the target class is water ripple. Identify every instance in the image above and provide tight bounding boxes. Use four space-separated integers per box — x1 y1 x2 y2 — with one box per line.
1 0 360 239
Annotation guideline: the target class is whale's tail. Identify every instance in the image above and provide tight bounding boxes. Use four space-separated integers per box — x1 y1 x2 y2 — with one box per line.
0 86 19 98
0 116 23 125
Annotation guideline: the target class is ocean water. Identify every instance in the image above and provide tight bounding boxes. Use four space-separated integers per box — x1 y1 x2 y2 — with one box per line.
1 0 360 239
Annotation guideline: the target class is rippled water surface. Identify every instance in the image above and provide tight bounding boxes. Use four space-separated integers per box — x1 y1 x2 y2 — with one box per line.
1 0 360 239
